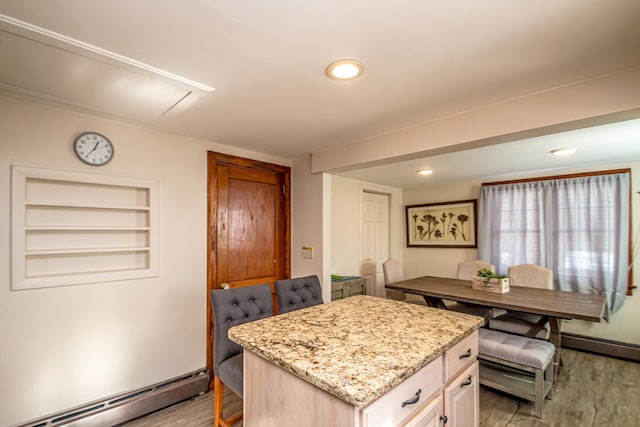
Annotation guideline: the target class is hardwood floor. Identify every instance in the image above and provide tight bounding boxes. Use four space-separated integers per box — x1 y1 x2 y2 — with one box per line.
122 349 639 427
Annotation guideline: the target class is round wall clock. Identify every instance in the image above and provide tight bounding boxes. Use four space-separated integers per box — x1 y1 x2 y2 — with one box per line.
73 132 114 166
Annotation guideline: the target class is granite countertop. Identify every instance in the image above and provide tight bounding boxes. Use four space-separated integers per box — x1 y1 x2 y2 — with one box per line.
229 295 483 408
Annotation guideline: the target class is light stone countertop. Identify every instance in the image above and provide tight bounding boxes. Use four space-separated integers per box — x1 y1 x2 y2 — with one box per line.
229 295 484 408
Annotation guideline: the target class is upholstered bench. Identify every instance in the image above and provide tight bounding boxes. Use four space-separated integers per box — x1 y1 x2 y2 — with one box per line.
477 328 555 418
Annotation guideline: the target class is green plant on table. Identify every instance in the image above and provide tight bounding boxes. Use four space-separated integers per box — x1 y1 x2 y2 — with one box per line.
476 268 508 281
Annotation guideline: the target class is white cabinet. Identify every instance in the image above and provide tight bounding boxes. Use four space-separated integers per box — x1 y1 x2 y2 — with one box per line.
443 362 479 427
243 330 479 427
403 393 443 427
402 332 479 427
361 357 443 426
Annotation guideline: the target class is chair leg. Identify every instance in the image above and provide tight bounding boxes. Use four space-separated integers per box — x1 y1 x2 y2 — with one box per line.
214 376 243 427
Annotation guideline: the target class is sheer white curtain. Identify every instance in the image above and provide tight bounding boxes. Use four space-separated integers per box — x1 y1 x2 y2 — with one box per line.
478 172 630 319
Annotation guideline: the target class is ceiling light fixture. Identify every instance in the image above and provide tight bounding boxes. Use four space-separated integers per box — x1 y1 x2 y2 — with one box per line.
549 147 577 156
325 59 364 80
417 169 433 176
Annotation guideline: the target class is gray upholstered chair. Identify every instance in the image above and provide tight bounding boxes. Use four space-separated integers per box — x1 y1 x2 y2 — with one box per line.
274 275 323 314
210 283 273 427
490 264 553 339
445 260 496 326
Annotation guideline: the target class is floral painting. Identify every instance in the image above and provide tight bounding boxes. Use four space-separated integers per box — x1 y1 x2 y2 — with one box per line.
406 199 477 248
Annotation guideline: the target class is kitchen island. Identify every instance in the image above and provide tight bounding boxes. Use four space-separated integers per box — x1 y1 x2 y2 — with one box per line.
229 295 484 427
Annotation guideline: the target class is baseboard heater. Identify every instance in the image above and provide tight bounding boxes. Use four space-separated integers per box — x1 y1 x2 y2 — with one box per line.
561 332 640 362
16 368 210 427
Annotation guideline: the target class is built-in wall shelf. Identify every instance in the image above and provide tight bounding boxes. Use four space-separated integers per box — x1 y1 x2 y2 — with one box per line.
11 166 159 290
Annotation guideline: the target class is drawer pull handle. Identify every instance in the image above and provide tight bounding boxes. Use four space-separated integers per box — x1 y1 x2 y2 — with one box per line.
401 388 421 407
459 348 472 359
460 375 473 387
440 415 448 424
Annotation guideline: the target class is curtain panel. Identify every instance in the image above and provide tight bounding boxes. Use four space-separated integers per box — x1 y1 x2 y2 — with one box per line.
478 172 630 319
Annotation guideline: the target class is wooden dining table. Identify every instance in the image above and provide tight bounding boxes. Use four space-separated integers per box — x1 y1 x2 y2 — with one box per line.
386 275 606 380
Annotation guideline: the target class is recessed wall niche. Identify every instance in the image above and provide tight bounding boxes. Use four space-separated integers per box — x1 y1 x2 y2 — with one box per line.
11 166 158 290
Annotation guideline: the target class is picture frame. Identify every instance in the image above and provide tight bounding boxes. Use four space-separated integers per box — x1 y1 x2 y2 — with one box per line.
406 199 477 248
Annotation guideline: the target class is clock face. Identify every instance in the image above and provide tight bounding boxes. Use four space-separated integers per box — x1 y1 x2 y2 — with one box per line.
73 132 114 166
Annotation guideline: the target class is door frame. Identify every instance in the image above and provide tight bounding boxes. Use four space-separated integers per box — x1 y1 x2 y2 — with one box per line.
206 151 291 388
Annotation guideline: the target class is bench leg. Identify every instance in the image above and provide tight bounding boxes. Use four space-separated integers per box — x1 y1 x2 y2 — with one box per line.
545 361 553 400
535 368 544 418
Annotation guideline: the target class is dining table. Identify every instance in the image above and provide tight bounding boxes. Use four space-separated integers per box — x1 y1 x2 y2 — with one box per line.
385 275 607 381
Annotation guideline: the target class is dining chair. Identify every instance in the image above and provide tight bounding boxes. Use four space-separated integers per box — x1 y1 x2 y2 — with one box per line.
457 260 495 281
445 260 495 326
489 264 553 339
275 275 323 314
382 258 425 303
382 258 406 300
210 283 273 427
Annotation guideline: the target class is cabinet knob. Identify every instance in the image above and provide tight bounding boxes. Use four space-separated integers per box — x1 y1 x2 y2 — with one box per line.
440 414 448 424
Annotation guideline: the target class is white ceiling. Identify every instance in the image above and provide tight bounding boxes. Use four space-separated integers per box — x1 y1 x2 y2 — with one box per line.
340 118 640 188
1 1 640 187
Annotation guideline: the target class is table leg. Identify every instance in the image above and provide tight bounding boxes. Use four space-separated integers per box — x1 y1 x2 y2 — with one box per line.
422 295 447 309
548 317 562 382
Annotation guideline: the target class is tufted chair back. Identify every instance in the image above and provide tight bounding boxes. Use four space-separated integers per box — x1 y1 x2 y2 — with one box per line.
210 283 273 379
275 275 323 314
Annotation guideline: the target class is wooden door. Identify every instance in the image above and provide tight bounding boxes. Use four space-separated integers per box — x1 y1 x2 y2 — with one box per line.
206 152 290 385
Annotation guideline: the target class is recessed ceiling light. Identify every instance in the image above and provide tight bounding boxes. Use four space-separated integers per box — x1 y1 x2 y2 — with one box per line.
417 169 433 176
325 59 364 80
549 147 577 156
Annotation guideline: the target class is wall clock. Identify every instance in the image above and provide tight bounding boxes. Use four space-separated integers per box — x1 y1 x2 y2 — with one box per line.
73 132 114 166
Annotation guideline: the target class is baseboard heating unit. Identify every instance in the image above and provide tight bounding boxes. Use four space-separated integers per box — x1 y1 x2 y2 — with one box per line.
562 332 640 362
16 368 210 427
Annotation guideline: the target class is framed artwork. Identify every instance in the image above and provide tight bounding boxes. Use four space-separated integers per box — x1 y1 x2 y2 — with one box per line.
406 199 477 248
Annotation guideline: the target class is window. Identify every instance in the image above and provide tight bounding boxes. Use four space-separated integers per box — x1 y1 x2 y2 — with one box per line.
477 170 631 318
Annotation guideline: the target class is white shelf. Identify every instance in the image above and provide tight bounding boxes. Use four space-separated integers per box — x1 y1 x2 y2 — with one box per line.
26 247 151 256
25 225 151 231
11 166 158 290
25 201 151 211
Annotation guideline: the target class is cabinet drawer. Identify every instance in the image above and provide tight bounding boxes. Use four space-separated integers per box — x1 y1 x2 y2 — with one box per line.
361 356 443 427
443 331 478 383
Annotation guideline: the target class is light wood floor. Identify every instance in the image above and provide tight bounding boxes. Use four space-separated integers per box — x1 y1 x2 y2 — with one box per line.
123 349 639 427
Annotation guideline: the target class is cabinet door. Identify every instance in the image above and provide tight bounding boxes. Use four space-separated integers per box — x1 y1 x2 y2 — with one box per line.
444 361 479 427
403 393 443 427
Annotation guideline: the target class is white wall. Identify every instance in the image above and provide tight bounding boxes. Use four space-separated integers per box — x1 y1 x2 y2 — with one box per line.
330 175 404 278
0 97 290 426
290 155 327 300
402 162 640 345
403 182 483 280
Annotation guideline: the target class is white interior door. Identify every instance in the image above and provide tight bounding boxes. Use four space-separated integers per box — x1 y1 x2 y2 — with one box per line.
362 192 389 297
